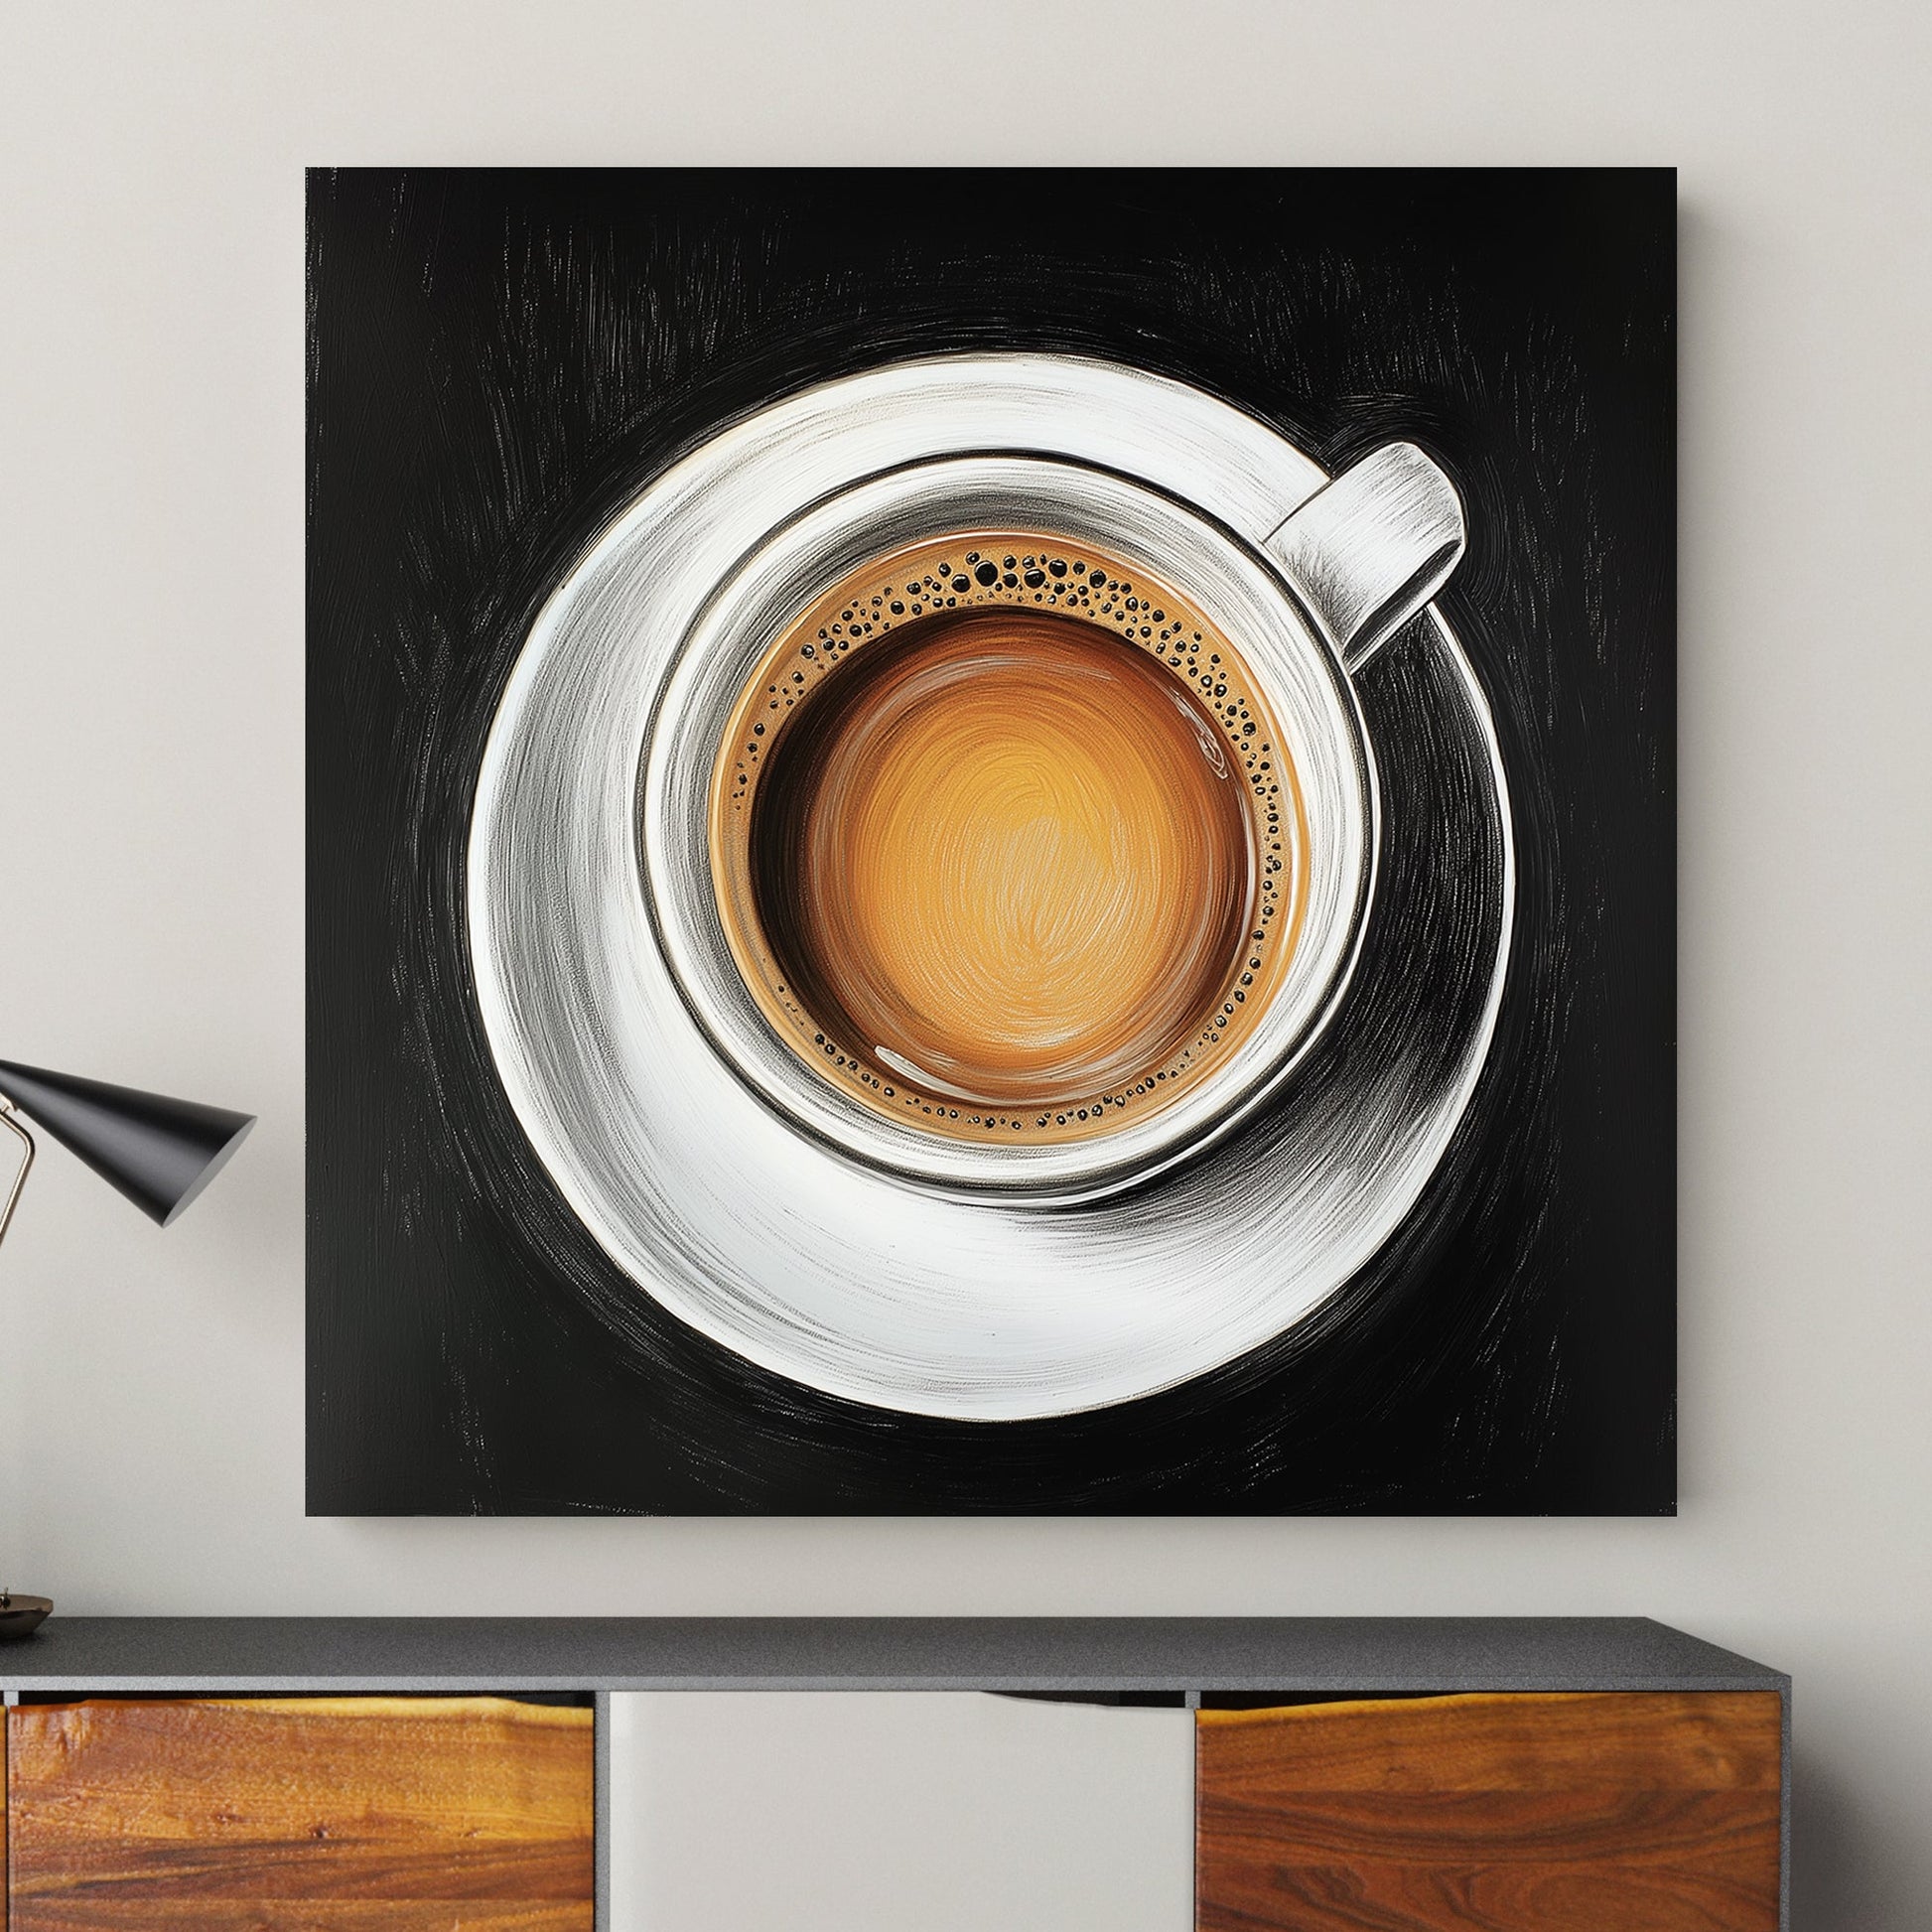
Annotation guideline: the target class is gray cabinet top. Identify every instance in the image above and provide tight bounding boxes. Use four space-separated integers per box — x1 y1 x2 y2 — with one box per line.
0 1616 1786 1695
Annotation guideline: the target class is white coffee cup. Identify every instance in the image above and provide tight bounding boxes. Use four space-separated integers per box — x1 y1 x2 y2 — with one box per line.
641 441 1463 1204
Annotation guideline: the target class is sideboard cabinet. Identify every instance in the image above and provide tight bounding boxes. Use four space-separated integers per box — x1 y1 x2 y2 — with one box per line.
0 1618 1789 1931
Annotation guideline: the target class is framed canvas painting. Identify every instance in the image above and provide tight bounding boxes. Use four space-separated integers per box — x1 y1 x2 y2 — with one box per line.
307 168 1675 1514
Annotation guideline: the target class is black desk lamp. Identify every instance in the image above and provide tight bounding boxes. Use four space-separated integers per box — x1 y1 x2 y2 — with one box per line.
0 1058 255 1639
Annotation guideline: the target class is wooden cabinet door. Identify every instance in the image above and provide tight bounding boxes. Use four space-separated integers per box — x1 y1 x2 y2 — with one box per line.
1196 1690 1782 1932
6 1696 593 1930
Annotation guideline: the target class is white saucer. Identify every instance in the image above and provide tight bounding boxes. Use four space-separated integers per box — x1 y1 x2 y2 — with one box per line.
469 355 1515 1420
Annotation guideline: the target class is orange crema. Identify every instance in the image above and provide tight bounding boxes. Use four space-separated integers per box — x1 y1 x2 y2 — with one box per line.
709 532 1308 1145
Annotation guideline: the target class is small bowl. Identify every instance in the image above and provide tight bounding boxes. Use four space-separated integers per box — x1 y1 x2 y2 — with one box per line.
0 1593 53 1641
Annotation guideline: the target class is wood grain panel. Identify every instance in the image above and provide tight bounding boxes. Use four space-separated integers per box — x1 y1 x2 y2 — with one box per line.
7 1697 592 1931
1197 1691 1781 1932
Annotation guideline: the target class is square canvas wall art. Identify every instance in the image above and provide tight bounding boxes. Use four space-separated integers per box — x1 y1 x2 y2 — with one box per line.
307 168 1676 1513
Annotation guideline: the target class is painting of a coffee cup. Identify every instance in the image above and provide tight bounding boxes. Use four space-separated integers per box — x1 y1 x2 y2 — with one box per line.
308 169 1676 1515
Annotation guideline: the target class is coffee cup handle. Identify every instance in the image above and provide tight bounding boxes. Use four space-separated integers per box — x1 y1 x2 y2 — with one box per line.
1262 443 1466 675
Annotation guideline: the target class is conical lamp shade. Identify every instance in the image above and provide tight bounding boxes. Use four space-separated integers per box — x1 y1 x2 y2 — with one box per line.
0 1061 255 1228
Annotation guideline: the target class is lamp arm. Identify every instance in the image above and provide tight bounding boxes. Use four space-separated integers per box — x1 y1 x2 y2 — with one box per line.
0 1095 35 1250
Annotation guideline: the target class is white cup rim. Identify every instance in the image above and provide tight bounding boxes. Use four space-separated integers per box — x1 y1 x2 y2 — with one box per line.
642 452 1379 1203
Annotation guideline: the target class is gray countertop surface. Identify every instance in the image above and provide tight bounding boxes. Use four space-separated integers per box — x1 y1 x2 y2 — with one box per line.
0 1616 1787 1694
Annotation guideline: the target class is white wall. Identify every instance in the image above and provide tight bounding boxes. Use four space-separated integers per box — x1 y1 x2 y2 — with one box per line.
0 3 1927 1925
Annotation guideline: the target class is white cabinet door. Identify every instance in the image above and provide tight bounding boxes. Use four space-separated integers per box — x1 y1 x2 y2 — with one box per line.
610 1692 1192 1932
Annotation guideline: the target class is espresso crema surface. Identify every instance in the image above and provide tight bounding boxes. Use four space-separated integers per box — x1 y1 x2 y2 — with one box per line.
709 532 1308 1144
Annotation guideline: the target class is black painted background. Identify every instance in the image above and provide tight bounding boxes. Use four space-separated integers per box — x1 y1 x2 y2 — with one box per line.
306 169 1675 1514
